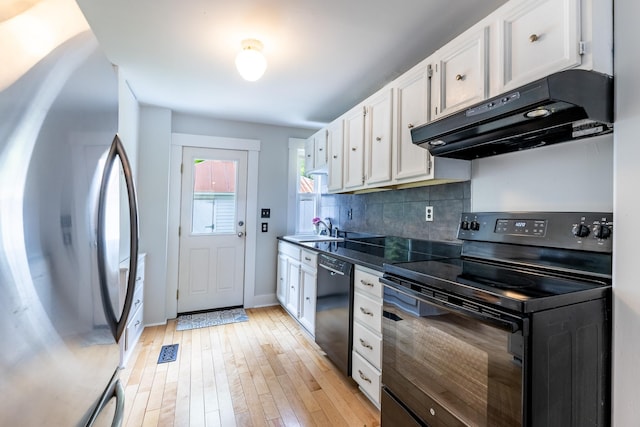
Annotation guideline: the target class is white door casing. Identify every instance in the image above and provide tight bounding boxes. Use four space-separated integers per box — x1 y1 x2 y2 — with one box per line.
177 146 247 313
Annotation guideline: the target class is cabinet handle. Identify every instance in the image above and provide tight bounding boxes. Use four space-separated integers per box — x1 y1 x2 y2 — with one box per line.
306 297 310 301
351 147 357 151
359 338 373 350
358 369 372 383
360 307 374 316
407 123 414 129
318 148 323 151
307 154 311 158
376 136 382 142
332 155 338 159
134 299 141 307
455 74 464 81
291 286 295 289
360 279 374 287
529 33 539 43
135 320 141 327
136 276 142 281
304 257 311 261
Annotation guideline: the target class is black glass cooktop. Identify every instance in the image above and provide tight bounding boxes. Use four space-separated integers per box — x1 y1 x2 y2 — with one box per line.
384 258 611 313
307 236 461 270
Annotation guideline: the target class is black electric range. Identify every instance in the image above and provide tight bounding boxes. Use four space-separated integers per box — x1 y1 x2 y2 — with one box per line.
380 212 613 427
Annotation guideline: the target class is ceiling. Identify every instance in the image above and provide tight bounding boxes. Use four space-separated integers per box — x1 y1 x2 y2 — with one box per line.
70 0 508 129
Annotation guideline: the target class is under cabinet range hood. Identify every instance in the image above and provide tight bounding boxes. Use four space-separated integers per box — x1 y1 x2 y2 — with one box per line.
411 69 613 160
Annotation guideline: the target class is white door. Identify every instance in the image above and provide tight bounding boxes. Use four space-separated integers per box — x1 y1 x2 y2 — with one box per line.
178 147 247 313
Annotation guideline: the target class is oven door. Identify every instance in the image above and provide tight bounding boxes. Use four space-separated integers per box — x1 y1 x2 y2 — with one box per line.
381 277 525 427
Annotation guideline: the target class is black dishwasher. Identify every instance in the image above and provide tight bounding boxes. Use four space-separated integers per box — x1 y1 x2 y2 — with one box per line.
315 254 354 377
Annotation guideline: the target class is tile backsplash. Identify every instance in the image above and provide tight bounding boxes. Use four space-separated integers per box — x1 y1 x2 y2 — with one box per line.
319 181 470 242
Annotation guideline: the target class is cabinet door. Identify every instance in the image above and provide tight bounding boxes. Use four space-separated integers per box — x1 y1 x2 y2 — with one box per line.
497 0 580 93
304 136 315 173
299 265 316 335
276 254 288 305
394 67 430 181
366 89 393 186
327 119 344 192
431 26 489 119
314 129 328 170
343 106 365 190
285 261 300 316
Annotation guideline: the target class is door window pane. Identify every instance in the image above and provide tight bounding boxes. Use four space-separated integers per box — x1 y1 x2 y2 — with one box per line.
191 159 237 234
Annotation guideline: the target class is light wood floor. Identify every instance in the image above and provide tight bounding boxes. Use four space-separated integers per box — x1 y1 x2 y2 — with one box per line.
119 305 381 427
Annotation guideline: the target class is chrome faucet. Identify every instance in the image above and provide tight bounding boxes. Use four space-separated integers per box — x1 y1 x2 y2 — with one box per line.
315 217 333 235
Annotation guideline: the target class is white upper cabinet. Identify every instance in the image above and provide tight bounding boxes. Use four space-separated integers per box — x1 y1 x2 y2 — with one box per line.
495 0 581 93
327 118 344 193
393 63 430 182
305 129 328 173
304 136 314 174
319 0 610 193
365 88 393 186
314 129 328 170
343 105 366 190
431 25 490 119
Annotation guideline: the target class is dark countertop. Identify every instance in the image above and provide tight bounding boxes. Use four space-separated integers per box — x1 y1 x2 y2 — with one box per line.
278 235 462 271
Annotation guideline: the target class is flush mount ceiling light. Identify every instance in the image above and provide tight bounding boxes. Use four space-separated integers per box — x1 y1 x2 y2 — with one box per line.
235 38 267 82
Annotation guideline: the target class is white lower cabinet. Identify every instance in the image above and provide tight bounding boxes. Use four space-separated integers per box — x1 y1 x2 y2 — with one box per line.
299 262 317 334
119 253 146 368
351 265 383 407
277 241 317 336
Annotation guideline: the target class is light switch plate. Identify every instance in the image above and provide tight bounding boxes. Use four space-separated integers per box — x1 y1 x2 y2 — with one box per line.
261 208 271 218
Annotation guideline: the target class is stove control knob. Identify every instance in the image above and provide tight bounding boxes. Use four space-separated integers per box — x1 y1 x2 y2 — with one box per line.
592 224 612 239
572 224 590 238
470 220 480 231
460 220 470 230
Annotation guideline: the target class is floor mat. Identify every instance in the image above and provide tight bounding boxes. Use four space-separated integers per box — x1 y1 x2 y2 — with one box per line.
158 344 179 364
176 308 248 331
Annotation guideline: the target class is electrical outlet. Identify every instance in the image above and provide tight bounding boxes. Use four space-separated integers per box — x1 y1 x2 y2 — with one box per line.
425 206 434 222
261 222 268 232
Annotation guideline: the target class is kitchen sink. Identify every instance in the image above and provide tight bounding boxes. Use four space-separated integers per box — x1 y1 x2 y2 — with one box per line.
282 234 344 243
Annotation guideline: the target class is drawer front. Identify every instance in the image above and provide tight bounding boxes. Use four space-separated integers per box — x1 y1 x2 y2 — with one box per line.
353 292 382 334
125 303 144 352
279 241 301 260
354 266 383 299
135 255 146 283
352 351 381 406
353 322 382 369
131 283 144 316
301 249 317 269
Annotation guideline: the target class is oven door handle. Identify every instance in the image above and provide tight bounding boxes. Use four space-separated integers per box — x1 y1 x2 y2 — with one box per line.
381 278 524 333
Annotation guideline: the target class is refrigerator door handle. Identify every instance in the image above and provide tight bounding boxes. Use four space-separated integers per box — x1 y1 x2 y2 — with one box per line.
97 134 139 342
86 378 125 427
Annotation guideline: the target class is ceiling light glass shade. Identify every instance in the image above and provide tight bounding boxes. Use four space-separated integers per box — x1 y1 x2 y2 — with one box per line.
235 39 267 81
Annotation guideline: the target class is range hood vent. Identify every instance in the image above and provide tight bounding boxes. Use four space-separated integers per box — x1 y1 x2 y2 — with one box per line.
411 70 613 160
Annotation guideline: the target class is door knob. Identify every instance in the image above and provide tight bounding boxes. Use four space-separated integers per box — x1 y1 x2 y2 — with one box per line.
238 220 244 226
237 232 244 237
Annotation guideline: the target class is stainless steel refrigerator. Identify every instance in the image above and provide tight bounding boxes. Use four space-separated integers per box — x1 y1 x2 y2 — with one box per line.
0 31 138 426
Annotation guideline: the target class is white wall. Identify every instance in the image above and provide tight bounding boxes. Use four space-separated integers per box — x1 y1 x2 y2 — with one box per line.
117 72 139 178
171 113 315 303
137 106 172 325
613 0 640 425
471 135 613 212
133 110 314 325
